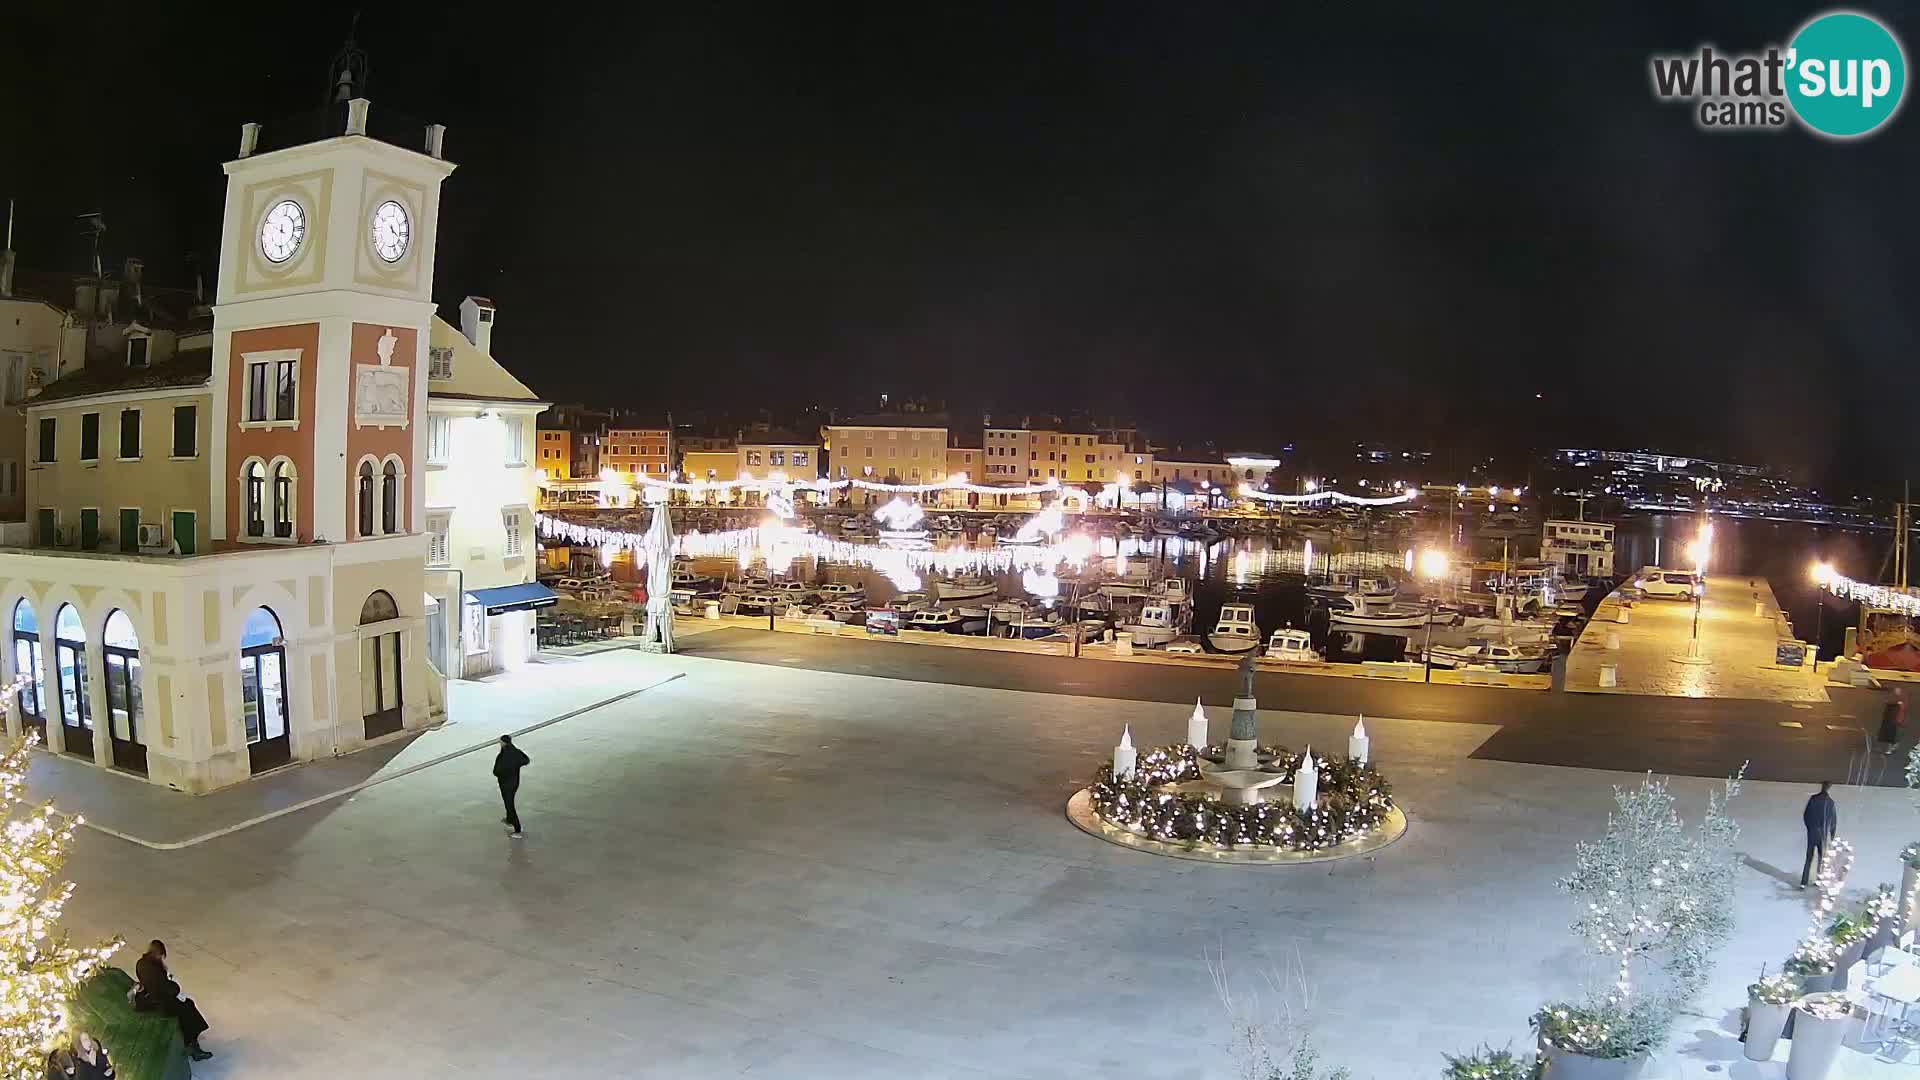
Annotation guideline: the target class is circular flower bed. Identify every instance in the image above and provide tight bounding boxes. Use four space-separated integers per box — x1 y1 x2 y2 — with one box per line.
1088 742 1394 852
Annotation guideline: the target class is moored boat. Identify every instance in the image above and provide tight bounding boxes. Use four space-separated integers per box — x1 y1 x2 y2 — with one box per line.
1208 603 1261 653
1264 627 1320 663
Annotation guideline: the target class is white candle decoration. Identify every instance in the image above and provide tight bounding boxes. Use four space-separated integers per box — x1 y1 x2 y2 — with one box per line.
1112 725 1137 780
1348 715 1369 766
1187 698 1209 750
1293 747 1319 812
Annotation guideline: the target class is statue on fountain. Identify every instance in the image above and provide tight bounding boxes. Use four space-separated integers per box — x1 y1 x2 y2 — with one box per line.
1198 649 1283 803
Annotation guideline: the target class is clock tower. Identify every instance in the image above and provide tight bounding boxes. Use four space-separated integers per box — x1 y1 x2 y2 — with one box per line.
209 97 456 546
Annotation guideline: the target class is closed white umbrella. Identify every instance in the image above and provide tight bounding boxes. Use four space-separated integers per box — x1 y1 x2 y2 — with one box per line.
643 496 676 652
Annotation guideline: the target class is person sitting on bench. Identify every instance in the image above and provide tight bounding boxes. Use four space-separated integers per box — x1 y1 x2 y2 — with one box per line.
133 940 212 1061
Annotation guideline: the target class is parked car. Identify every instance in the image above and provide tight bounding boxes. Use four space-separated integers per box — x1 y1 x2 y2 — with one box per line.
1635 570 1701 600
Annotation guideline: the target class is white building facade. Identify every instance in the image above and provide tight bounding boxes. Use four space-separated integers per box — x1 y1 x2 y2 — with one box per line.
423 297 551 679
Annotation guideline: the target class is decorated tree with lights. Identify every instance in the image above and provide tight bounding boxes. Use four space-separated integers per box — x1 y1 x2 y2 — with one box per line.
0 732 121 1075
1535 768 1743 1060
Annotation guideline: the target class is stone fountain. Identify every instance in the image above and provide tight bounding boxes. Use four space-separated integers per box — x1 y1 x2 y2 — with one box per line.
1196 652 1290 805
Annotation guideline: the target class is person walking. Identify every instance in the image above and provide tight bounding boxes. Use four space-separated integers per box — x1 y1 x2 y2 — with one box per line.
132 940 211 1061
71 1032 112 1080
1801 781 1839 888
1879 688 1907 755
493 734 529 838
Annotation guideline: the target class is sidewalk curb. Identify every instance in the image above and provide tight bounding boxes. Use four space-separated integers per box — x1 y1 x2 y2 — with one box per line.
78 672 686 851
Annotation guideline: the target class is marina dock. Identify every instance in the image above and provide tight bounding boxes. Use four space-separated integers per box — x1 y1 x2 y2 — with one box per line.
1564 574 1825 702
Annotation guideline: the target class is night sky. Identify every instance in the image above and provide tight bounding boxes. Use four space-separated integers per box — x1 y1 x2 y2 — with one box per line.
3 3 1916 485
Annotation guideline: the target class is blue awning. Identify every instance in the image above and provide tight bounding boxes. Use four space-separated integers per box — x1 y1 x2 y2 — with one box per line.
467 583 560 615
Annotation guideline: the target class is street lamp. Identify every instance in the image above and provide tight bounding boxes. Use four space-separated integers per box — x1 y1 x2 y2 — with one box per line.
1418 548 1450 681
1810 559 1835 669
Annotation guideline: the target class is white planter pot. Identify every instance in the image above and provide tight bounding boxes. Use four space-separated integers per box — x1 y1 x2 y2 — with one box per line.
1786 995 1850 1080
1539 1042 1648 1080
1745 998 1790 1062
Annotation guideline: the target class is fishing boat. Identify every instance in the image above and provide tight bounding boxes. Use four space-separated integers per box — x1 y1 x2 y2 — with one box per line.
1152 578 1191 606
1208 603 1261 653
936 576 998 602
1423 639 1551 673
870 592 933 618
669 562 713 590
1307 573 1397 603
1119 602 1181 647
1330 594 1447 629
820 599 868 625
1264 627 1319 663
815 582 866 605
999 608 1064 639
773 581 818 603
725 590 784 615
954 605 992 633
1098 568 1154 599
909 608 966 633
723 574 773 593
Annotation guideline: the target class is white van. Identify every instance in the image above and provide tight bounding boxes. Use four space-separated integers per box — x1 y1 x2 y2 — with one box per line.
1636 569 1701 600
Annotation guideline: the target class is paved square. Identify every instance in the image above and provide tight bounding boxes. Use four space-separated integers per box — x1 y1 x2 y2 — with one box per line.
49 650 1920 1077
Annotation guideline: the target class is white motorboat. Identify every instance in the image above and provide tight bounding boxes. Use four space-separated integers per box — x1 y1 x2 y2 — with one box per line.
1329 594 1442 629
909 608 965 633
1208 603 1261 653
1423 639 1551 673
815 582 866 605
1119 602 1181 647
937 576 998 602
999 608 1064 639
1552 582 1590 603
1265 627 1320 663
669 565 713 590
871 592 932 618
773 581 818 602
780 604 815 622
1152 578 1191 606
1099 568 1154 599
730 591 783 615
820 599 868 624
1308 573 1397 603
953 605 992 633
723 574 772 593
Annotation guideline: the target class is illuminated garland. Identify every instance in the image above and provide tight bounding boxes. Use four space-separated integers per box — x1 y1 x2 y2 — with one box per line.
0 730 122 1071
1820 571 1920 617
1087 742 1393 852
620 471 1063 497
1237 484 1419 507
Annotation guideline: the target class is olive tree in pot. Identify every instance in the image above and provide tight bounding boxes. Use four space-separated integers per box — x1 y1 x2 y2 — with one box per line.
1442 1045 1534 1079
1743 974 1796 1062
1533 769 1744 1079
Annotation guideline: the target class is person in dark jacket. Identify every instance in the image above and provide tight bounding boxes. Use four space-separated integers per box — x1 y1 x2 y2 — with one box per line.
1879 688 1907 755
494 735 529 838
71 1032 112 1080
1801 782 1839 888
132 940 211 1060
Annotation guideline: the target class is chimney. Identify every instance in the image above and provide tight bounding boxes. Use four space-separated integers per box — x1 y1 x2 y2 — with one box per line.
238 122 260 158
0 250 13 299
459 296 496 355
425 123 447 160
346 97 370 136
124 257 144 307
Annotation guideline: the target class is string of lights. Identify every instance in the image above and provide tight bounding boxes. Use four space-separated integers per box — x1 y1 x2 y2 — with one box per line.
1087 742 1393 852
613 471 1064 497
1236 484 1419 507
1816 569 1920 617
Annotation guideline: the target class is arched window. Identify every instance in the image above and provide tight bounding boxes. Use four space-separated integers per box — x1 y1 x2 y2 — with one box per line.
102 610 144 774
357 460 376 538
271 459 295 539
381 459 400 534
12 599 42 728
53 603 90 758
360 590 400 623
244 459 266 537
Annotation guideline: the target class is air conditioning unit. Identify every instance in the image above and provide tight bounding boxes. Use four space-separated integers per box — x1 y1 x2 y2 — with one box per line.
136 523 167 550
54 526 73 547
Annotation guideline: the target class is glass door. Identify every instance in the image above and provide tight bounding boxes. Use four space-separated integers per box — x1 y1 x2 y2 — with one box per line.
104 650 145 775
242 647 291 773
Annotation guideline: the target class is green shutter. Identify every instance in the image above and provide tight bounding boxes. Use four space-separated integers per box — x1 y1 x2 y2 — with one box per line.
119 509 139 553
79 509 98 550
34 509 54 546
170 511 195 556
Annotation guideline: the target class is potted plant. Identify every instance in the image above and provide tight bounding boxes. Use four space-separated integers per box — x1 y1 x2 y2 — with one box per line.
1786 992 1850 1080
1442 1044 1533 1079
1825 911 1873 974
1902 842 1920 933
1532 1002 1653 1078
1744 974 1796 1062
1536 770 1743 1076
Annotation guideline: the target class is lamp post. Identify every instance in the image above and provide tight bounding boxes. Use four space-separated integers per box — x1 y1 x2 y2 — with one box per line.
1810 560 1835 670
1418 548 1450 682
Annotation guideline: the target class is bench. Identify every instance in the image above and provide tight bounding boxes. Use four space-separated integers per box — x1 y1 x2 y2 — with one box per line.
68 966 192 1080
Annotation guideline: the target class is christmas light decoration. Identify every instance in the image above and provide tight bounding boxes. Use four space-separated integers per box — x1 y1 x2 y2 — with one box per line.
1237 484 1418 507
1086 741 1393 853
0 731 122 1072
1818 568 1920 616
627 471 1063 497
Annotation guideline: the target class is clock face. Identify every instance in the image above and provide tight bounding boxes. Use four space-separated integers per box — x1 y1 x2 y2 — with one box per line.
259 200 306 264
370 200 411 263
